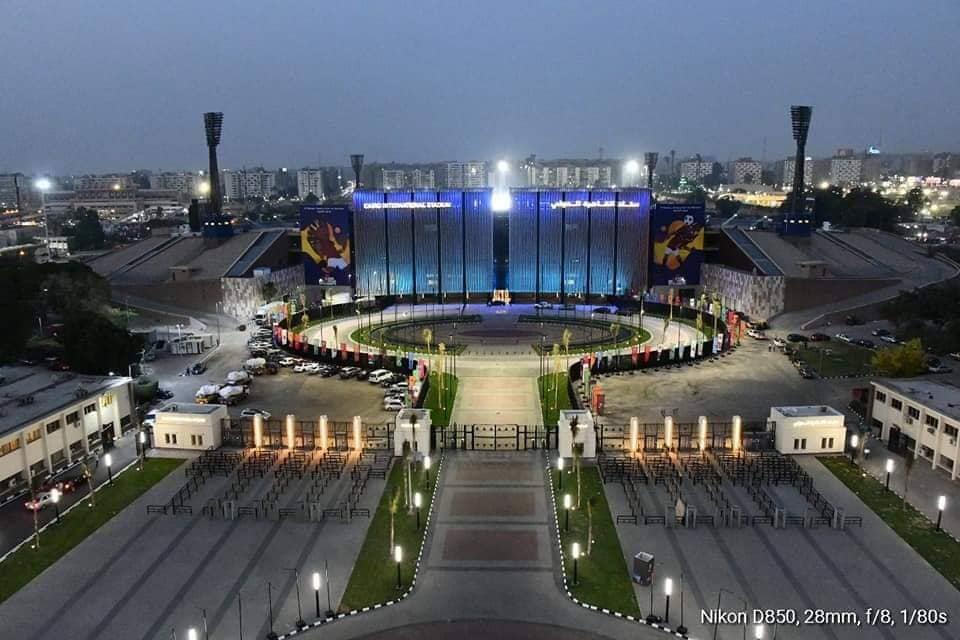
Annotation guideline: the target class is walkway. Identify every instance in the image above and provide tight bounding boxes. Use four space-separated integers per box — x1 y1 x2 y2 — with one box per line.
450 360 543 426
304 451 664 640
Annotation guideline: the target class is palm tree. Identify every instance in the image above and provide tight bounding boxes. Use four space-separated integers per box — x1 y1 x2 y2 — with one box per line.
570 416 582 508
388 487 401 553
401 438 413 512
422 328 433 374
586 494 598 556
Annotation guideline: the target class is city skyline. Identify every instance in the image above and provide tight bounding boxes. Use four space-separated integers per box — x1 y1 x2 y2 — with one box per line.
3 1 960 174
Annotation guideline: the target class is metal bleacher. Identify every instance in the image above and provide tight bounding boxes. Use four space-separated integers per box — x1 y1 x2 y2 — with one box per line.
224 230 285 278
724 228 783 275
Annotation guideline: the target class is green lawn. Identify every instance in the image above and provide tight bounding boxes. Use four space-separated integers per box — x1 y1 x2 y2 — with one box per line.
349 314 481 355
794 341 874 377
0 457 183 604
521 315 653 356
422 371 458 427
553 466 641 616
819 456 960 590
539 372 572 426
340 458 436 610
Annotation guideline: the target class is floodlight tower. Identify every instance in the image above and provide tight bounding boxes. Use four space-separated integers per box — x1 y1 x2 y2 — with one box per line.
789 105 812 216
351 154 365 191
203 112 224 214
643 152 659 190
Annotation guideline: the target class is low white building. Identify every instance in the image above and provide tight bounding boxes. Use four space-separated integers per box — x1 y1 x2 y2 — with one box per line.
869 379 960 480
769 405 846 455
0 366 134 504
153 403 227 451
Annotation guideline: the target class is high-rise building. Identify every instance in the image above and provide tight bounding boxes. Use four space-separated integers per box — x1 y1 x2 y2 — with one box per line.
75 175 134 191
381 169 406 190
729 158 763 184
411 168 435 189
830 149 862 186
0 174 25 210
221 169 276 200
297 169 324 200
679 159 713 183
782 157 813 188
446 161 487 188
149 172 202 196
523 161 614 188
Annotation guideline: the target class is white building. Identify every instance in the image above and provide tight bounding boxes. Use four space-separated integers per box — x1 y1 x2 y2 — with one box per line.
381 169 405 190
149 172 202 197
869 379 960 480
830 150 862 186
222 170 276 200
525 163 614 188
730 158 763 185
446 162 487 188
769 405 846 455
297 169 324 200
410 168 435 189
0 366 134 504
782 157 813 188
153 403 227 451
680 160 714 183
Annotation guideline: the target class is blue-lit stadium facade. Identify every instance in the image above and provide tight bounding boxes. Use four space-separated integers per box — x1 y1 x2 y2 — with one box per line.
352 189 651 300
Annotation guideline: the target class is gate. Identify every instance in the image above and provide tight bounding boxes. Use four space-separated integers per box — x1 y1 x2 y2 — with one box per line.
433 424 557 451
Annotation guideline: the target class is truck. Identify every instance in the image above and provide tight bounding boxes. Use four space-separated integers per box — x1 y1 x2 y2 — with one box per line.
194 384 222 404
244 358 267 374
225 370 252 385
217 384 248 406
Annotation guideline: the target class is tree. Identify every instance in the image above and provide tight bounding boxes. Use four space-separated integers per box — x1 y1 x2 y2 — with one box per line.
570 415 583 508
586 494 598 556
304 192 320 203
388 487 401 553
261 281 278 303
60 311 144 374
714 197 741 218
871 338 925 377
901 187 927 216
949 205 960 228
66 208 107 251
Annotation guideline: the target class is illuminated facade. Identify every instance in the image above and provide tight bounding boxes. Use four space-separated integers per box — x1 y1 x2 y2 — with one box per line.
352 189 651 299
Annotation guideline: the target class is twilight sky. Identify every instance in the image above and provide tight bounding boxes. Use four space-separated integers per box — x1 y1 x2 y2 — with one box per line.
4 0 959 174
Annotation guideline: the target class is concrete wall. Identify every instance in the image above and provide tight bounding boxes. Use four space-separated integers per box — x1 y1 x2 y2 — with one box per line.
701 264 785 321
220 266 304 321
782 277 900 312
114 279 223 315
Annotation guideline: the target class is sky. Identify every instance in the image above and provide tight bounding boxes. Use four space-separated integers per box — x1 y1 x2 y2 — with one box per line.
4 0 960 174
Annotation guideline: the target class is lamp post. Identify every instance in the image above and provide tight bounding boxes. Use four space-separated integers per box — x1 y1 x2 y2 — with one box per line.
676 572 687 634
563 493 572 532
423 455 432 488
105 453 113 484
51 487 61 524
394 545 403 590
285 567 306 629
937 495 946 531
414 491 422 530
266 581 278 640
571 542 580 586
324 558 333 616
557 456 564 490
312 571 322 618
664 577 673 624
849 433 859 465
187 629 197 640
34 177 52 248
139 430 147 471
885 458 894 491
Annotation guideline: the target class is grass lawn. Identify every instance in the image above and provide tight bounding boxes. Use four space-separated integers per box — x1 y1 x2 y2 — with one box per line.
422 371 458 427
794 341 873 377
819 456 960 590
0 457 183 604
539 372 572 426
553 466 641 616
349 315 481 355
340 457 436 611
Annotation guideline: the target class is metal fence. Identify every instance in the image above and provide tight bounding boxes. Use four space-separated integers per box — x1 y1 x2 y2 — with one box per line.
220 418 394 451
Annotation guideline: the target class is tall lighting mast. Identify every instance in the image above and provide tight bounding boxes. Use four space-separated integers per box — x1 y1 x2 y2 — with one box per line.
203 112 224 214
644 152 659 190
789 105 812 216
351 154 365 191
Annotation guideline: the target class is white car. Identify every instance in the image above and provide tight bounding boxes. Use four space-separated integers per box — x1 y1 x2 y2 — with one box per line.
533 301 553 310
881 335 899 344
303 363 321 375
240 408 272 420
279 357 298 367
835 333 852 343
293 363 308 373
773 337 787 348
368 369 393 384
383 397 407 411
25 492 53 511
746 329 768 340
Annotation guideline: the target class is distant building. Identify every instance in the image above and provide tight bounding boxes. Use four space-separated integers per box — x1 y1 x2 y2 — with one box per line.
730 158 763 185
0 174 25 210
75 175 134 191
446 161 487 188
679 160 713 183
222 169 276 200
782 157 813 188
830 150 863 186
410 168 435 189
297 169 324 200
769 405 846 455
381 169 406 190
523 161 614 188
149 172 202 197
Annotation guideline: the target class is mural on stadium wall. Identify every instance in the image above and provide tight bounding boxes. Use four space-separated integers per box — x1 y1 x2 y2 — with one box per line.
650 203 705 286
300 204 353 286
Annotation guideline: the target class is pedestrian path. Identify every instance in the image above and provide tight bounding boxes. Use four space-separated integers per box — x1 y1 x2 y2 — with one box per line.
450 360 543 426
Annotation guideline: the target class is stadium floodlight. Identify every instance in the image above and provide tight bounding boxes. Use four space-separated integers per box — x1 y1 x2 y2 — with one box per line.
203 111 224 213
497 160 509 173
34 178 52 191
643 152 659 189
351 154 365 190
491 190 512 213
625 159 640 174
789 105 813 216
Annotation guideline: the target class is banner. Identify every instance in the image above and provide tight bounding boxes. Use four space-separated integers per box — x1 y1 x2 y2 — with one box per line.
644 344 651 363
300 204 353 286
631 344 639 366
650 203 706 286
340 342 347 359
354 343 361 362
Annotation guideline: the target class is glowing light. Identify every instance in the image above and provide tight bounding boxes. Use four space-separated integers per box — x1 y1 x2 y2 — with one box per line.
394 545 403 563
312 571 321 590
353 416 363 450
491 189 512 212
563 493 572 510
571 542 581 559
625 159 640 173
819 181 830 189
34 178 52 191
497 160 509 173
362 201 452 210
938 495 947 511
664 577 673 596
885 458 894 473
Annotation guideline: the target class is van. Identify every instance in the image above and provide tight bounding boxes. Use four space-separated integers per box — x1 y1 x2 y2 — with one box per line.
368 369 393 384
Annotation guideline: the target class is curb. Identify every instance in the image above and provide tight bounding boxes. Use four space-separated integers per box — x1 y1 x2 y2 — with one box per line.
544 459 694 639
274 452 445 639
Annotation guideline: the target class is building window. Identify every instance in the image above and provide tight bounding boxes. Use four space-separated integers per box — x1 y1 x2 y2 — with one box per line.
101 394 114 408
944 424 958 438
874 391 886 403
925 415 939 428
27 429 42 444
83 403 97 415
907 406 920 420
46 420 62 435
66 411 80 424
827 437 834 449
940 455 954 471
164 433 171 445
197 435 203 447
50 450 65 465
890 399 903 411
793 438 807 450
190 435 196 446
0 439 21 457
800 438 807 450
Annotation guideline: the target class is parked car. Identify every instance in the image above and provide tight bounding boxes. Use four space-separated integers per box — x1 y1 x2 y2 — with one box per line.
304 363 321 375
799 367 817 379
240 408 272 420
24 492 53 511
880 335 899 344
786 333 808 343
773 338 787 348
746 329 768 340
856 339 875 349
949 352 960 362
845 315 864 326
279 357 298 367
593 307 611 315
835 333 853 343
383 397 407 411
190 362 207 375
368 369 393 384
355 369 370 381
320 366 338 378
533 301 553 310
928 363 953 374
293 363 308 373
339 367 360 379
809 333 831 342
156 388 175 400
871 328 890 337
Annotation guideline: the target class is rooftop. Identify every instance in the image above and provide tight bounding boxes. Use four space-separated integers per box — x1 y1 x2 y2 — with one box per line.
0 366 130 438
157 402 222 415
872 379 960 423
771 405 844 418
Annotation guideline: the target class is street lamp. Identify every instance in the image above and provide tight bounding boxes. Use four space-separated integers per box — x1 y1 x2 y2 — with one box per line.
571 542 581 586
885 458 894 490
563 493 572 532
664 577 673 624
139 431 147 471
312 571 322 618
105 453 113 484
50 487 61 524
34 177 52 247
394 545 403 590
557 456 564 490
849 433 859 465
676 572 688 634
414 491 422 530
187 629 198 640
754 623 765 639
625 159 640 187
423 455 432 488
937 495 946 530
285 567 306 629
